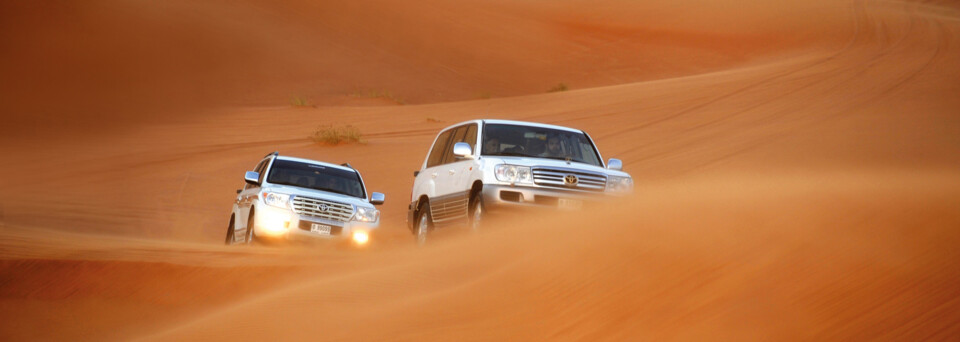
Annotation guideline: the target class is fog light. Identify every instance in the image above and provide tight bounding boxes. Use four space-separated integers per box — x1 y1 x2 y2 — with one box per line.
262 222 288 235
259 210 291 235
352 231 369 245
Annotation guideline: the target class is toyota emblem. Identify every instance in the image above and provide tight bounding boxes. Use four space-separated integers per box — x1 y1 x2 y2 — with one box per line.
317 204 329 212
563 174 579 186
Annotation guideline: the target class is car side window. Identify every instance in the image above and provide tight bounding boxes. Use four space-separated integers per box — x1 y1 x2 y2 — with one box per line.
244 159 268 190
441 125 469 164
426 130 453 168
257 158 271 184
463 124 478 152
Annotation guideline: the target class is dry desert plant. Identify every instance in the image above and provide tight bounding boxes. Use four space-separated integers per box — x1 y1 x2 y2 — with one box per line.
310 125 364 145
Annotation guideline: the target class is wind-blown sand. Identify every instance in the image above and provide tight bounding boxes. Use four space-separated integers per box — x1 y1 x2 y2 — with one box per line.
2 0 959 341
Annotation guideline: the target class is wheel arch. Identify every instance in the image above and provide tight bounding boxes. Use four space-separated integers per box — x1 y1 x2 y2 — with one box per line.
468 180 483 205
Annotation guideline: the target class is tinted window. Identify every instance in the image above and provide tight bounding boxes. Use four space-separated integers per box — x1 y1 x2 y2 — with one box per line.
426 129 453 168
267 160 366 198
441 124 477 164
245 158 269 190
463 124 478 151
481 124 602 166
256 158 270 183
441 126 467 164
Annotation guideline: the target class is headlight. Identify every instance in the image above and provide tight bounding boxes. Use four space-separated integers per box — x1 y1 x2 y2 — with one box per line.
606 176 633 193
353 206 380 222
262 192 292 208
495 164 533 184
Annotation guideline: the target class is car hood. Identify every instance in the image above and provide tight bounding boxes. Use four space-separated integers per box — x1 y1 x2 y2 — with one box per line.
481 156 631 178
263 184 373 208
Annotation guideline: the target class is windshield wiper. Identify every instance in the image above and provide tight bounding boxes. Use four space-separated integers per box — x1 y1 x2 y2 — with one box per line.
486 152 528 157
312 187 362 198
272 181 362 198
539 156 594 165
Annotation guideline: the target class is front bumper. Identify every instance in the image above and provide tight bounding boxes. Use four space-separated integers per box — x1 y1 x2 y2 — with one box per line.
480 184 607 213
253 204 377 242
404 184 616 230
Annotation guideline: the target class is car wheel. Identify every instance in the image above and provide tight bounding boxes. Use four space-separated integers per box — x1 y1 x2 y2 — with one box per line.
469 190 484 231
224 215 235 245
246 211 257 245
416 202 432 246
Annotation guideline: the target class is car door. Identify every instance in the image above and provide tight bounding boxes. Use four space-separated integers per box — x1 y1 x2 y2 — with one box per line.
435 125 467 197
417 128 454 202
239 157 269 231
430 125 477 222
446 123 478 196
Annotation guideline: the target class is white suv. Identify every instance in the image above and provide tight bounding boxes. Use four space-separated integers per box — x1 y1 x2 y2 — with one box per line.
226 152 385 246
407 120 633 243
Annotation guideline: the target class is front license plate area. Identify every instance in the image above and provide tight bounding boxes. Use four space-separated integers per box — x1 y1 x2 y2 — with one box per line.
558 198 583 210
310 223 332 235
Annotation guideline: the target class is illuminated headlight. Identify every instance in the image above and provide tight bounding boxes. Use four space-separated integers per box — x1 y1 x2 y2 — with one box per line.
258 209 291 234
495 164 533 184
353 206 380 222
262 192 292 209
352 230 370 245
606 176 634 193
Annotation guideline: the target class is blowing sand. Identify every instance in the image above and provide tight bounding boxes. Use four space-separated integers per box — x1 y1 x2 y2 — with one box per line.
1 0 959 341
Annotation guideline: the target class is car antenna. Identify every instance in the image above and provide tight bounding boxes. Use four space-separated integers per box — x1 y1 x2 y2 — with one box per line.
341 163 354 169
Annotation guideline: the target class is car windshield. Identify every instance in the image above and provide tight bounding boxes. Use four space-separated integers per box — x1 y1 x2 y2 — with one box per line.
481 124 602 166
266 160 366 198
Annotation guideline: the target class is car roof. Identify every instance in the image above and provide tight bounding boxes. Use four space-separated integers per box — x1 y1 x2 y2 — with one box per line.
274 155 358 173
440 119 583 133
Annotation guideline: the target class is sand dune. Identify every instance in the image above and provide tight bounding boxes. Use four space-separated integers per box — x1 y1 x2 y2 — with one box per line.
2 0 960 340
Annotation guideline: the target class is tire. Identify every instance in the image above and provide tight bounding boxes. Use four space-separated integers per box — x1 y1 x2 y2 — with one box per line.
245 211 257 245
415 202 432 246
224 215 236 245
468 190 484 231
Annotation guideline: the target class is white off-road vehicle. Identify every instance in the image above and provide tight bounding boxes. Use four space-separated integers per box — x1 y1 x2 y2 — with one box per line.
407 120 632 243
226 152 384 246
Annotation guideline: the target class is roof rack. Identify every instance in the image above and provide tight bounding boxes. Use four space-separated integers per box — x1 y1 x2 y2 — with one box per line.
263 151 279 158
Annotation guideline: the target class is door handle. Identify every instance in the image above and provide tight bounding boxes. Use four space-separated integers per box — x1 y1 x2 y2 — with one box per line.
448 169 456 175
431 172 438 178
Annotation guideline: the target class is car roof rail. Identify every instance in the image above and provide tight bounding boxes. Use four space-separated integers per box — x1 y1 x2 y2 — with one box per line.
263 151 279 158
340 163 354 169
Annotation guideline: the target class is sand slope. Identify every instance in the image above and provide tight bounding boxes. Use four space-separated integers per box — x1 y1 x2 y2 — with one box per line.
2 0 960 341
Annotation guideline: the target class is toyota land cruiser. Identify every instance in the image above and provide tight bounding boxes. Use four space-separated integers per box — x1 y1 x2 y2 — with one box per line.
407 120 632 244
226 152 385 246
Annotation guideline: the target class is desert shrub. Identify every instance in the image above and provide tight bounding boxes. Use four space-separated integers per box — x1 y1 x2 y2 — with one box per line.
548 83 569 92
291 96 313 107
310 125 364 145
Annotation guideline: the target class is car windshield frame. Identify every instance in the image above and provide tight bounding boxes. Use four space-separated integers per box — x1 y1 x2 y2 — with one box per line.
480 123 603 167
266 160 367 199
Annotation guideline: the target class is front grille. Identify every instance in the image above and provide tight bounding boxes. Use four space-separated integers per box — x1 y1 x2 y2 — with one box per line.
291 196 354 222
532 167 607 192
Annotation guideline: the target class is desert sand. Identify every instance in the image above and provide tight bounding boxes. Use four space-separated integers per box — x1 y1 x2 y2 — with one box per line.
1 0 959 340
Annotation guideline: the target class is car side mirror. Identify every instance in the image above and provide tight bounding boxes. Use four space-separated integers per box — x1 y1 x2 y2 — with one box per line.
453 142 473 159
236 189 242 194
370 192 386 205
414 170 420 177
244 171 260 185
607 158 623 171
